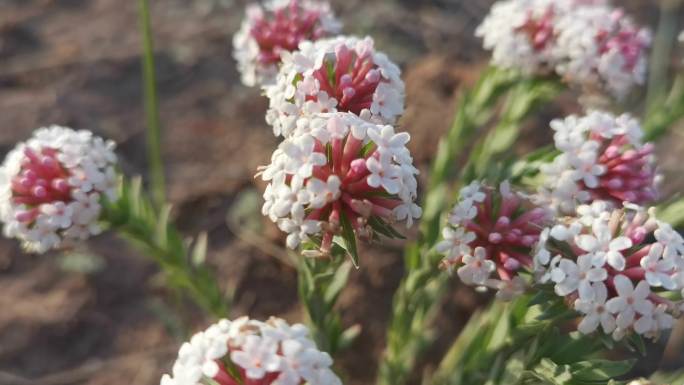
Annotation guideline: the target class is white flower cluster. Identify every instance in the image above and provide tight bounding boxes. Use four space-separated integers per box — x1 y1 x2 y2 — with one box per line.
476 0 563 75
554 5 651 100
258 112 420 250
160 317 341 385
0 126 118 253
538 110 657 215
535 202 684 340
264 36 405 138
233 0 342 87
478 0 651 100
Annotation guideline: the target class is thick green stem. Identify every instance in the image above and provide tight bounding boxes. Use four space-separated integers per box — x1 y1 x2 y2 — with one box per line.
138 0 166 208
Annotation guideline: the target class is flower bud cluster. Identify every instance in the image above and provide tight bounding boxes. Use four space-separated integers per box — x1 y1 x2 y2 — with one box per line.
437 181 551 300
538 111 658 215
477 0 651 100
258 112 420 254
535 203 684 340
160 317 341 385
233 0 342 87
265 36 405 138
0 126 118 253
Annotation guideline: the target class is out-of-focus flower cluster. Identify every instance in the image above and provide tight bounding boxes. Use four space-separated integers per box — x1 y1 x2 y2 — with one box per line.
538 110 658 215
535 203 684 340
160 317 341 385
0 126 117 253
258 112 420 254
437 181 551 300
477 0 651 100
265 36 404 138
233 0 342 87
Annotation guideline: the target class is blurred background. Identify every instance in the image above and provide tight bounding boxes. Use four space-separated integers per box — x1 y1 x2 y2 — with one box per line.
0 0 683 384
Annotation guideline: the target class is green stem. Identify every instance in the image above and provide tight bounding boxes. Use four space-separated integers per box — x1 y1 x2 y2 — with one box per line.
297 255 358 356
431 291 639 385
377 68 520 385
377 69 561 385
104 176 228 319
138 0 166 208
646 0 682 115
420 67 522 247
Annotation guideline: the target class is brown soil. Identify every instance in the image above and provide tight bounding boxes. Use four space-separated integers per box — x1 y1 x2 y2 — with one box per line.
0 1 681 385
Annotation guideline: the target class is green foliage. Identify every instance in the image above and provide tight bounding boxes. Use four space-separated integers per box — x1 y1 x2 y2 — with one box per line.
657 197 684 228
648 369 684 384
644 72 684 141
430 292 636 385
339 213 360 268
297 250 359 355
421 67 522 247
462 77 562 184
377 68 561 385
138 0 166 208
102 176 229 319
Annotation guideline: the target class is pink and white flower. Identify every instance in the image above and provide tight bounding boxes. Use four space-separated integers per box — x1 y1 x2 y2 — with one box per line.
160 317 341 385
0 126 118 253
478 1 649 100
535 204 684 340
437 181 551 298
257 112 420 256
539 111 658 215
233 0 341 87
553 5 651 100
476 0 568 75
264 36 405 138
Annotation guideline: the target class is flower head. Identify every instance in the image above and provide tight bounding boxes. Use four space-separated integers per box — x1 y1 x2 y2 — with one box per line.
160 317 341 385
476 0 571 75
437 181 551 299
233 0 341 87
265 36 405 138
553 5 651 100
478 1 649 100
538 111 658 215
0 126 118 253
258 112 420 257
535 203 684 340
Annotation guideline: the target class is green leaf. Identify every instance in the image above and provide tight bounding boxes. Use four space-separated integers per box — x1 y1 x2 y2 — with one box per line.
570 359 635 382
368 216 406 239
656 197 684 228
338 324 362 351
626 334 647 356
155 204 172 245
339 212 360 267
191 231 208 266
324 261 353 304
532 359 573 384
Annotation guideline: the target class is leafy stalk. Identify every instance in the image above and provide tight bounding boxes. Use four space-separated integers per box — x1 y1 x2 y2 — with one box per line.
138 0 166 208
431 291 640 385
297 252 360 355
656 197 684 228
645 0 682 115
644 71 684 141
103 176 229 319
421 67 522 246
461 78 562 184
377 69 559 385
